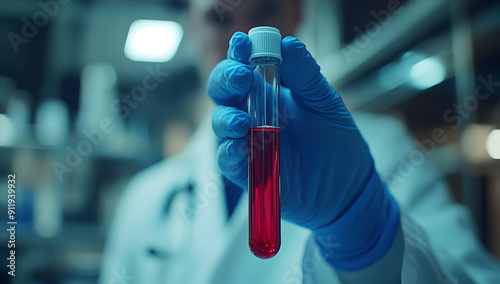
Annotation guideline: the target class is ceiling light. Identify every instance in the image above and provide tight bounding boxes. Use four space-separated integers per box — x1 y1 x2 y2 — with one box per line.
124 20 183 62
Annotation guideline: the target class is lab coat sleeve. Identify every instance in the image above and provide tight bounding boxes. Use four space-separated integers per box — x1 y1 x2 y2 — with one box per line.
302 210 451 284
300 113 500 283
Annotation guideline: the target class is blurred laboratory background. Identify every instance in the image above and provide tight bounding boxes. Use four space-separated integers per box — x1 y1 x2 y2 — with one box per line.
0 0 499 283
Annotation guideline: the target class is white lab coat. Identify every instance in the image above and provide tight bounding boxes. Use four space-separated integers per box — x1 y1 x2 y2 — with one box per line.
99 112 500 284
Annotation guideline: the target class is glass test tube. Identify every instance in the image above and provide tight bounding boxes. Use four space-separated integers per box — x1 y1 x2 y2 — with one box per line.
247 26 282 259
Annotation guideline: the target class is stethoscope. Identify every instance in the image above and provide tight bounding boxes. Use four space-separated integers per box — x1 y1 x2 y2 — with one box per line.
146 180 196 259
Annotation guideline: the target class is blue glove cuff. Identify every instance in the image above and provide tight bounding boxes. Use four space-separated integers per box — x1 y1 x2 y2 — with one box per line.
313 168 400 271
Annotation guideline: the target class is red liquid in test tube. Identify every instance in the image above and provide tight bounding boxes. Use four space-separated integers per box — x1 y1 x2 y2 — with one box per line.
248 126 281 258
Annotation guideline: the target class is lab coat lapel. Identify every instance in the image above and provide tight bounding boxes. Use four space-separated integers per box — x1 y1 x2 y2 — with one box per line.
179 117 233 284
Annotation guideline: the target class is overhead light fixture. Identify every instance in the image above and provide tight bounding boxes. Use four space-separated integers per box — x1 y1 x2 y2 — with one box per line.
124 20 183 62
486 129 500 159
409 57 446 90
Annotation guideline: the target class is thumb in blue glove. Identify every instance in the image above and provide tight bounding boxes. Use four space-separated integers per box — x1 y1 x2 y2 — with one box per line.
208 31 400 271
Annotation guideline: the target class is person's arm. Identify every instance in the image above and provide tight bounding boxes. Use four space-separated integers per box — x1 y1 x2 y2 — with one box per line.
301 225 404 283
208 31 500 283
301 113 500 283
302 212 452 283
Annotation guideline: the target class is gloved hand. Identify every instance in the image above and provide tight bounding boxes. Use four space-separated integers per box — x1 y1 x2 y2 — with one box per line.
208 32 400 270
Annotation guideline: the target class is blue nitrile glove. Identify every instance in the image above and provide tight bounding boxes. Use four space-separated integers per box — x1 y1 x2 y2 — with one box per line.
208 32 400 271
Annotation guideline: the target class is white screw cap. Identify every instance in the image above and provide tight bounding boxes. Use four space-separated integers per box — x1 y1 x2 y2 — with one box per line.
248 26 282 62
